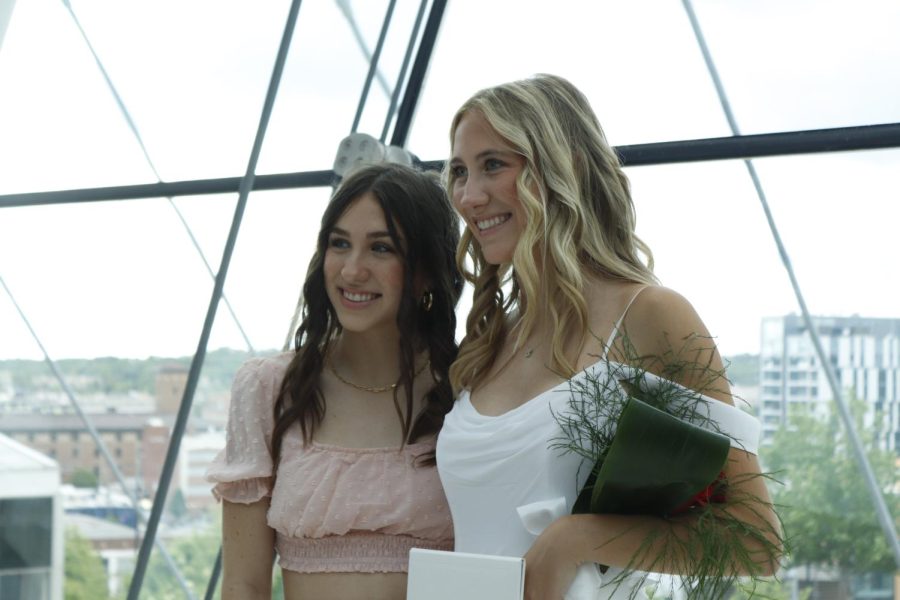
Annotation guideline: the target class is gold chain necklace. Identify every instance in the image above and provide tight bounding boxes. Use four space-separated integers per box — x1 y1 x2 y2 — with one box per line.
329 359 430 394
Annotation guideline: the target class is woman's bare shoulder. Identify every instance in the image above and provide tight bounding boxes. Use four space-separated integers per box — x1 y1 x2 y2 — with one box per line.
622 285 732 401
613 285 719 361
627 285 706 334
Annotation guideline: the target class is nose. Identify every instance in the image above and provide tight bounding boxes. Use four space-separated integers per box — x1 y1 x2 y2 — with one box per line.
456 177 488 211
340 252 369 283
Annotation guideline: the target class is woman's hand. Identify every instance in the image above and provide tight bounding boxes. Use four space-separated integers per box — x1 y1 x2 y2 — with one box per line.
523 515 580 600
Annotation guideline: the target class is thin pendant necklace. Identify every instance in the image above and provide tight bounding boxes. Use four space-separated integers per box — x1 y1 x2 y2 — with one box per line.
329 359 430 394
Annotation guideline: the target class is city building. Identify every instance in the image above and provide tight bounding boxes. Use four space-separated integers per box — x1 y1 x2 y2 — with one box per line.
155 365 189 415
180 429 226 511
0 413 173 496
0 434 64 600
759 315 900 447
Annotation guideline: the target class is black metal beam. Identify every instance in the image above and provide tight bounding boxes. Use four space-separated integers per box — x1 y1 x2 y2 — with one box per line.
126 0 305 597
420 121 900 170
3 121 900 209
389 0 447 147
350 0 396 134
613 121 900 166
0 170 334 207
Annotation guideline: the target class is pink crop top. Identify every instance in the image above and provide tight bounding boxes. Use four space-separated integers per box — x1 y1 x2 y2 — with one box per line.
205 353 454 573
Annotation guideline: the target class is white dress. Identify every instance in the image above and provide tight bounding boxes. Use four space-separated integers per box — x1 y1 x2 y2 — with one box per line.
437 292 643 565
436 361 651 599
437 367 604 557
436 295 761 598
437 359 761 599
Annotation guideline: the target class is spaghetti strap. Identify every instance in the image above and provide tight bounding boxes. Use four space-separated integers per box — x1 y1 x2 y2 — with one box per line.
601 286 649 359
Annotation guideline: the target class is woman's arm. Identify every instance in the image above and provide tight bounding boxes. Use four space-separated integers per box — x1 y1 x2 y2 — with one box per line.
524 286 783 599
523 449 781 598
619 287 783 564
221 498 275 600
623 286 782 550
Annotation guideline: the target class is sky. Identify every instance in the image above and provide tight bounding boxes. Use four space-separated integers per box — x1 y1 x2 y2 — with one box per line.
1 0 899 361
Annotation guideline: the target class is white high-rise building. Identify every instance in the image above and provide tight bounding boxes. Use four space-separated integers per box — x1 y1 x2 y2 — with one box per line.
759 315 900 448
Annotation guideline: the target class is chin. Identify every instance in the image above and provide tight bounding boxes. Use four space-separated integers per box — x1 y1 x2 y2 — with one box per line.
480 250 514 266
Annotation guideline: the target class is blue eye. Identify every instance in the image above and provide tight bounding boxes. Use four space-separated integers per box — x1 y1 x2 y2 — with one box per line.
372 242 395 254
484 158 504 171
328 236 349 249
450 165 467 179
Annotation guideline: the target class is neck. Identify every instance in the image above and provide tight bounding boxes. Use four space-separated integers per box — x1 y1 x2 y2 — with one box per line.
330 331 407 382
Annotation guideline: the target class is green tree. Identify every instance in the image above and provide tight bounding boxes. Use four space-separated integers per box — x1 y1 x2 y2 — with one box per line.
0 347 260 397
762 399 900 578
70 468 98 488
167 489 188 522
731 578 812 600
65 527 110 600
116 524 284 599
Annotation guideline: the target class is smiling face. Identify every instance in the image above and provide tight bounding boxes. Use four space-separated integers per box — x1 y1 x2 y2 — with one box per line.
449 110 527 265
323 192 406 340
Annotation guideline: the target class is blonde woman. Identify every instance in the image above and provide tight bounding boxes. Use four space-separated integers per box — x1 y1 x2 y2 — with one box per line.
436 74 782 599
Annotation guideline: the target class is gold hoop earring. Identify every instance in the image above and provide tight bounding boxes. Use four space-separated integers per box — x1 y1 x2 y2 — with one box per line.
421 291 433 312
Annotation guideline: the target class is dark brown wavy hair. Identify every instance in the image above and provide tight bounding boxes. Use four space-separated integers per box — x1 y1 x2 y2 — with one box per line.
271 163 463 468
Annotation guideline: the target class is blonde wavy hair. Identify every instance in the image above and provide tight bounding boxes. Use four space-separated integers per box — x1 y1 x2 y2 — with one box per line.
446 74 658 392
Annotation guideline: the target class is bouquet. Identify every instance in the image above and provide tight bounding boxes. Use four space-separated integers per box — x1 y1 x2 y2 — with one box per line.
548 335 783 600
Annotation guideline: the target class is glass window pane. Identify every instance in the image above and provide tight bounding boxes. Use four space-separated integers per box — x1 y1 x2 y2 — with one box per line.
628 148 900 357
0 497 52 569
0 571 51 600
408 0 900 160
1 1 899 598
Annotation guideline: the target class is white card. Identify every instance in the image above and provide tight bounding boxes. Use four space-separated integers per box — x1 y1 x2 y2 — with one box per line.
407 548 525 600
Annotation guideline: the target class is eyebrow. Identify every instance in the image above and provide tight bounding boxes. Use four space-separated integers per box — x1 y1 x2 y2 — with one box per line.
330 227 397 240
449 148 516 165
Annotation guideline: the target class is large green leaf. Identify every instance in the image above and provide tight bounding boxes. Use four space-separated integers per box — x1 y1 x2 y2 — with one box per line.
588 397 731 516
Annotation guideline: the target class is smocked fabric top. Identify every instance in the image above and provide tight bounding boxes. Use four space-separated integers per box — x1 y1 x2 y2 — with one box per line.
205 352 453 574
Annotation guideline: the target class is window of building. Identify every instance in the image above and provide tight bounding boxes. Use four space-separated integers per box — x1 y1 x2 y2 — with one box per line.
0 497 53 600
0 570 50 599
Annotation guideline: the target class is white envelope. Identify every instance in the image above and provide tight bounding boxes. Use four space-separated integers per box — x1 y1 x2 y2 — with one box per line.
406 548 525 600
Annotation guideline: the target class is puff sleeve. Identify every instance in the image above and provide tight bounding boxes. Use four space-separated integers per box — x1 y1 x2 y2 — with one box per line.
206 355 283 504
